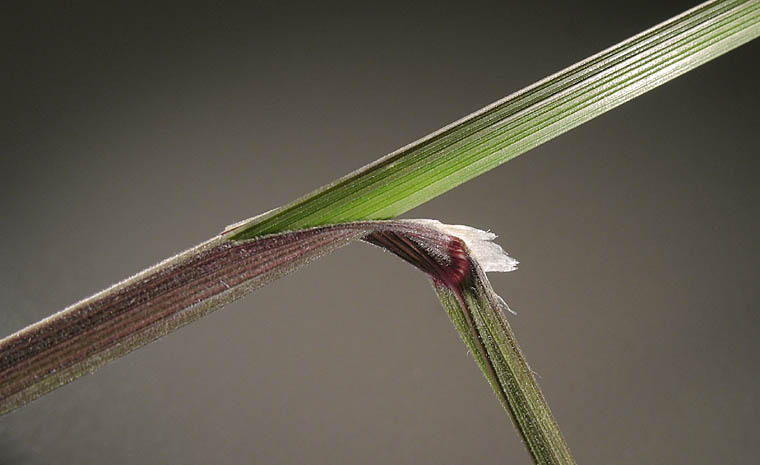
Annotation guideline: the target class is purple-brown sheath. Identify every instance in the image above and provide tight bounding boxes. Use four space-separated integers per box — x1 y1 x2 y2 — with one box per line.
0 219 573 463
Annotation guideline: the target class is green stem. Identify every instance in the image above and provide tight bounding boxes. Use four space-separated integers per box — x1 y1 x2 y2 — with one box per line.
435 266 574 464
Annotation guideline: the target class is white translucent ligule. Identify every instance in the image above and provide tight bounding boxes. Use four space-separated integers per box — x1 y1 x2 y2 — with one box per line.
408 219 519 273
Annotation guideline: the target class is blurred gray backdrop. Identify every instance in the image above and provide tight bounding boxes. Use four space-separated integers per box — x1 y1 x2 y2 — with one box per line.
2 1 758 463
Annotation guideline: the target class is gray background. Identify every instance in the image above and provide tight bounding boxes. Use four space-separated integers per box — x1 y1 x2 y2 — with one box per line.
2 1 758 463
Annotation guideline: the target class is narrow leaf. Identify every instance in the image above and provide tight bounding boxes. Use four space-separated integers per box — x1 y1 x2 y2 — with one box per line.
230 0 760 240
2 2 757 461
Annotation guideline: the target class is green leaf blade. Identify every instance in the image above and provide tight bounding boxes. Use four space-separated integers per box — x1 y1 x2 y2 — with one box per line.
231 0 759 240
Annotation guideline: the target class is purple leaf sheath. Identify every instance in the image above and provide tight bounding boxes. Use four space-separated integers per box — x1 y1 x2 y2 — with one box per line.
0 219 573 463
0 220 486 414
